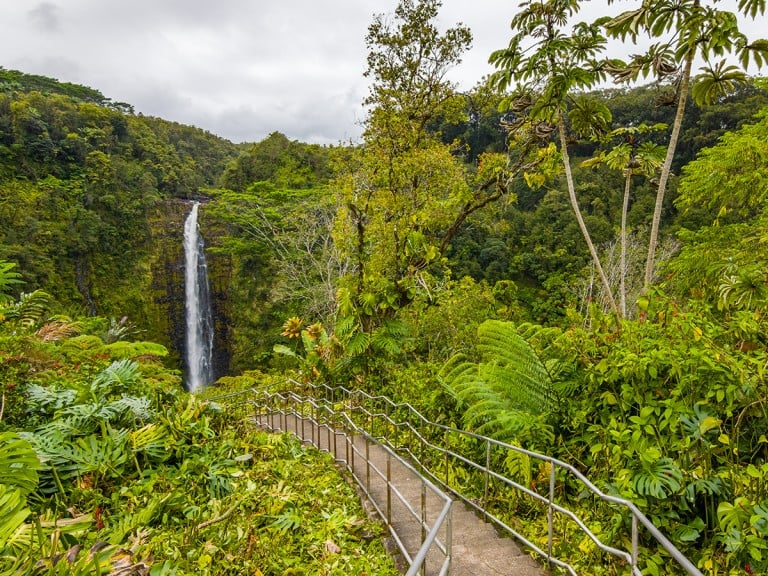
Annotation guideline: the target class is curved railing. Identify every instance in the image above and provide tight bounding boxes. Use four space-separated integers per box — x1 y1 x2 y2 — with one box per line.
217 382 702 576
216 387 453 576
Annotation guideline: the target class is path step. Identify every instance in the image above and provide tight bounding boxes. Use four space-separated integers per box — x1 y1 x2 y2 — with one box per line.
255 412 546 576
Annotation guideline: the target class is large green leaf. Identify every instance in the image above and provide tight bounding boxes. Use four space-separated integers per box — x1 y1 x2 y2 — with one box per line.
90 359 140 396
0 432 41 495
632 457 683 499
0 484 30 551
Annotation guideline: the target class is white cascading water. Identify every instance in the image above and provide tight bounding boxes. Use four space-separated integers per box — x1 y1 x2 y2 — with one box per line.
183 202 215 392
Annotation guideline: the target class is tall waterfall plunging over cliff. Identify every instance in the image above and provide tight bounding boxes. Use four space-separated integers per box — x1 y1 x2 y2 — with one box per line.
183 202 215 392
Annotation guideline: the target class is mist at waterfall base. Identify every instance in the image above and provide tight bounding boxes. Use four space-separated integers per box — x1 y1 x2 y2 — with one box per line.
183 202 215 393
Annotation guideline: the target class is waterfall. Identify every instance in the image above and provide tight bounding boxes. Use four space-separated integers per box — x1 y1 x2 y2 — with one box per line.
183 202 215 392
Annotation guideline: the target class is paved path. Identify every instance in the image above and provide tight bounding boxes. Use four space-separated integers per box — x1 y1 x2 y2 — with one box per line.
255 411 546 576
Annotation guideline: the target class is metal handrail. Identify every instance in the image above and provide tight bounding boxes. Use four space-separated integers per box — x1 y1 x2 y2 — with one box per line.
280 382 702 576
218 388 453 576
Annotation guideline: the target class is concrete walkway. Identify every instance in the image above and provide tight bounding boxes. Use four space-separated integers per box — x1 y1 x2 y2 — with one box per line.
255 412 546 576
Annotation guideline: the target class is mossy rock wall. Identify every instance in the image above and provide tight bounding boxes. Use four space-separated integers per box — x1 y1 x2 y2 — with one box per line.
145 199 232 383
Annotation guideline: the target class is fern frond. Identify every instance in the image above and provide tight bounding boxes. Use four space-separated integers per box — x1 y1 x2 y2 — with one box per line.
36 319 81 342
441 320 562 442
3 290 50 328
483 363 553 415
505 449 532 487
439 354 478 387
476 321 555 414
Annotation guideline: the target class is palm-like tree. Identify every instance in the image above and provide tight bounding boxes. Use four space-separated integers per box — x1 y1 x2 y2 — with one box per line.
582 125 665 315
604 0 768 288
490 0 621 314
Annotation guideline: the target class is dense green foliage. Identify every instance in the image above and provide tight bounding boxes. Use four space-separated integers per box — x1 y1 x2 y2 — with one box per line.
2 0 768 573
0 291 397 576
0 69 239 339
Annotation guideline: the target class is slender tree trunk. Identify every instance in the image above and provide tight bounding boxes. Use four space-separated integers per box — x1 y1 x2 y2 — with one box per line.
558 115 619 315
620 172 631 317
644 50 695 288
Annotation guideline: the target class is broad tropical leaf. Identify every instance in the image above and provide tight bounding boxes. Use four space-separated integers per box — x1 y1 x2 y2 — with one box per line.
631 457 683 499
692 60 747 105
0 432 41 495
90 359 140 395
0 484 30 550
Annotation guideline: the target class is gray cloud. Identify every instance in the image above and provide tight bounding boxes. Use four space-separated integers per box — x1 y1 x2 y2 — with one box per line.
28 2 60 33
1 1 764 144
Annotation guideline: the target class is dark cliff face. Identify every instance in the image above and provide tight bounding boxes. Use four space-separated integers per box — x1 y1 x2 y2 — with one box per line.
146 200 231 384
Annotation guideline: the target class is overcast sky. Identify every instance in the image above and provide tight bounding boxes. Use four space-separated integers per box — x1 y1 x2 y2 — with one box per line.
1 1 764 145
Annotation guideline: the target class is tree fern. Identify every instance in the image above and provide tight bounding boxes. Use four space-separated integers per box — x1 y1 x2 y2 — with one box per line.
1 290 50 328
440 353 478 387
470 320 556 414
0 260 23 305
441 320 561 444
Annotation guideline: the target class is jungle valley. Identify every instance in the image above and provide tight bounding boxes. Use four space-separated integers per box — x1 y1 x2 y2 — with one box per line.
2 0 768 574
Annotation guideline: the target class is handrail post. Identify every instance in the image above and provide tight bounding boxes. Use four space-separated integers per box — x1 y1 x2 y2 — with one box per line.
632 513 639 573
421 477 427 576
419 418 425 469
483 439 491 510
548 461 556 567
301 401 306 439
446 503 453 574
311 400 316 446
444 430 450 487
366 435 371 494
333 405 338 459
387 451 392 527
